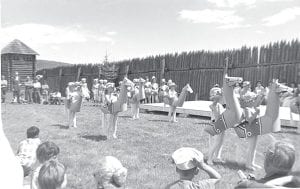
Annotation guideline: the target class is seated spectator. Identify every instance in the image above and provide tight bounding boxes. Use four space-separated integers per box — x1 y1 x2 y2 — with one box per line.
31 141 60 189
166 147 221 189
38 160 67 189
236 141 298 188
93 156 128 189
16 126 41 177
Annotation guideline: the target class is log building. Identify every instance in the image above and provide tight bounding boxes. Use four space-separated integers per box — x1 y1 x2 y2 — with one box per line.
1 39 39 90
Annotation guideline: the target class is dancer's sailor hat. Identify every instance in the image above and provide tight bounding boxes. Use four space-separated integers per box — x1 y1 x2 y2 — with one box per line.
172 147 203 170
106 83 115 89
169 82 177 88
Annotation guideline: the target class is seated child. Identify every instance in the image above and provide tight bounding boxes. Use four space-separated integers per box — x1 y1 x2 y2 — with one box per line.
16 126 41 177
166 147 221 189
207 88 226 165
236 141 298 188
38 159 67 189
93 156 128 189
31 141 60 189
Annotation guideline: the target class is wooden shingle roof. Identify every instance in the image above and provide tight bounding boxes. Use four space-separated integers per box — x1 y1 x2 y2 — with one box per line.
1 39 39 55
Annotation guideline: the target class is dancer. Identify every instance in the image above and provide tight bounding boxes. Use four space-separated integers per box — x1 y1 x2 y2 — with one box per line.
207 87 226 165
92 78 99 104
66 82 83 128
1 75 8 103
130 78 146 119
151 76 159 103
80 78 90 101
100 78 133 138
144 76 152 103
164 83 193 122
158 78 168 103
205 59 290 170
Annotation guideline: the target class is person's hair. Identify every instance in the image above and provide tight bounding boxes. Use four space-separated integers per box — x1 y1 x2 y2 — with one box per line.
38 160 66 189
94 156 127 188
265 141 295 175
176 167 198 177
27 126 40 139
36 142 60 163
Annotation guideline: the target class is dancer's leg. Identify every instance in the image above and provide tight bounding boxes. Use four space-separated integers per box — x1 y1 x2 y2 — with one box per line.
112 114 118 139
207 132 225 165
132 103 137 119
246 136 261 170
73 112 77 128
168 107 172 122
136 103 140 119
68 111 73 127
172 108 177 122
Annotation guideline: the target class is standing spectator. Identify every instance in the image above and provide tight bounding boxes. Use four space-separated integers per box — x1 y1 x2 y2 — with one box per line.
33 78 42 104
159 78 168 103
41 81 50 104
12 72 21 103
144 76 152 103
1 75 8 103
166 147 221 189
151 76 159 103
254 81 265 96
16 126 41 177
25 76 34 103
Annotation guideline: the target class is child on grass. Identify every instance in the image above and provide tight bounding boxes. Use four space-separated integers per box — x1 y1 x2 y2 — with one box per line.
31 141 60 189
38 159 67 189
166 147 221 189
93 156 128 189
207 88 226 165
16 126 41 177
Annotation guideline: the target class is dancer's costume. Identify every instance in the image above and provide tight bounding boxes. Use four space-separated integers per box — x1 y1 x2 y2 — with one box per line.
92 83 99 102
144 81 152 100
101 94 119 114
98 83 106 104
81 83 90 99
67 90 83 112
163 89 178 106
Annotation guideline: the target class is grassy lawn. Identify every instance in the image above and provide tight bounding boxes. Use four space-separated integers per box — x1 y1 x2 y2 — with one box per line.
1 102 300 189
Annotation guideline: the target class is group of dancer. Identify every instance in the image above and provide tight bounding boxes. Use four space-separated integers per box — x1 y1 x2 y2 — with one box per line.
63 59 299 173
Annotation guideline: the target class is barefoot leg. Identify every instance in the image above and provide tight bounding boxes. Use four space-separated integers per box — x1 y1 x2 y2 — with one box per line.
173 108 177 122
112 114 118 138
208 131 225 164
73 112 77 128
246 136 261 170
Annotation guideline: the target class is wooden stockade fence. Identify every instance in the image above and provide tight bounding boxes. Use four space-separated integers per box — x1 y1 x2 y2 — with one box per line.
37 40 300 99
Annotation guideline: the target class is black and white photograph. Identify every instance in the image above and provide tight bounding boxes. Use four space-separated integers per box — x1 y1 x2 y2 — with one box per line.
1 0 300 188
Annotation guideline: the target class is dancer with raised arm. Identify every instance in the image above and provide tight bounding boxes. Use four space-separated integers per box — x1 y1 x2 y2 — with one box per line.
100 78 134 139
205 58 290 170
129 78 146 119
163 83 193 122
66 82 83 128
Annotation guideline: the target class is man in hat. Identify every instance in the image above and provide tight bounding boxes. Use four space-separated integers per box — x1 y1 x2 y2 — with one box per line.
12 73 21 103
166 147 221 189
24 76 33 103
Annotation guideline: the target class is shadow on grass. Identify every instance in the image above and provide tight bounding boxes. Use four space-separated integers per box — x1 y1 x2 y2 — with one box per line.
50 124 69 129
118 115 132 118
80 134 107 142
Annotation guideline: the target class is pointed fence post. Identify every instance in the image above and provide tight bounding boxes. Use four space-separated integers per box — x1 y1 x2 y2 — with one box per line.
160 58 165 84
76 66 81 81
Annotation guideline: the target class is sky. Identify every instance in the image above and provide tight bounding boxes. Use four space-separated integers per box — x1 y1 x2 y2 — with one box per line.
1 0 300 64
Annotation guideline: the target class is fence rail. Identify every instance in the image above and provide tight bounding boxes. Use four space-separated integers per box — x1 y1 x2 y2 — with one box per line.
37 39 300 99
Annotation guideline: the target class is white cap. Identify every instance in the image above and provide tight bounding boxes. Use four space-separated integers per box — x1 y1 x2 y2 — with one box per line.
172 147 203 170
